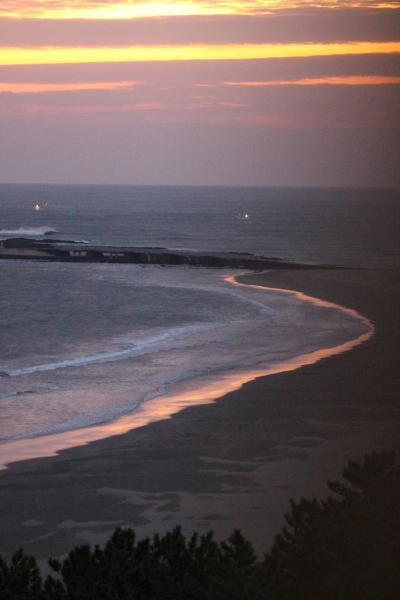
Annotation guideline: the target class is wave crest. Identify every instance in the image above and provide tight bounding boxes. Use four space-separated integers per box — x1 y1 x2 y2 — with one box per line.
4 323 219 378
0 226 58 237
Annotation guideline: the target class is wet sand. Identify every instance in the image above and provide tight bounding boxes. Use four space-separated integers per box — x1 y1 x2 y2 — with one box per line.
0 268 399 559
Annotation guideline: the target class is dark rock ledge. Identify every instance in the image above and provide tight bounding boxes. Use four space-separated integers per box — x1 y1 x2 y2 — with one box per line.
0 237 334 270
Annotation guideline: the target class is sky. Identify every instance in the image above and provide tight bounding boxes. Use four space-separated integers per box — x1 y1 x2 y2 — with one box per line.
0 1 399 186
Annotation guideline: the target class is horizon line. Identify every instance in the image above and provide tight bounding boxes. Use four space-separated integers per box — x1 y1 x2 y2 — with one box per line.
1 181 399 190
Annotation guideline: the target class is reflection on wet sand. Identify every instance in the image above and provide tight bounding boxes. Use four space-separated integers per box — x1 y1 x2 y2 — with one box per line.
0 273 374 469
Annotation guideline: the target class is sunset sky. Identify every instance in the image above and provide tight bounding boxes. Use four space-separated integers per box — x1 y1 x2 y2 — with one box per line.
1 1 399 186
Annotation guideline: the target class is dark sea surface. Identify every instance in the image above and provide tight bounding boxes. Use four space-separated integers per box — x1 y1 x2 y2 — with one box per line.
0 185 398 461
1 184 399 268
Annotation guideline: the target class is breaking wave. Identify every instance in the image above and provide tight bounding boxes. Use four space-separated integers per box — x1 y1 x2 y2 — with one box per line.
0 226 58 237
3 323 220 378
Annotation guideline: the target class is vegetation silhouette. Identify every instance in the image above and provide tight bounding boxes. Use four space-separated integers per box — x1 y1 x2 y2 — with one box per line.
1 450 399 599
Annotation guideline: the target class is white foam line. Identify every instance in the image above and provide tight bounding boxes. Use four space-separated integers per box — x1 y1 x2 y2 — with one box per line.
139 280 276 316
4 323 218 378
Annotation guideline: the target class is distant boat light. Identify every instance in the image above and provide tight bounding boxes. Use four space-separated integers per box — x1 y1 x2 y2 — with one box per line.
236 211 251 222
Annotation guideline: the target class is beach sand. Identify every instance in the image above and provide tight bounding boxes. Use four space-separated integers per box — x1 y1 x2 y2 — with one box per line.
0 268 399 560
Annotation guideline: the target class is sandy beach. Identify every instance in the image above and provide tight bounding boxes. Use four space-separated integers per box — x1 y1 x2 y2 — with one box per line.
0 267 399 560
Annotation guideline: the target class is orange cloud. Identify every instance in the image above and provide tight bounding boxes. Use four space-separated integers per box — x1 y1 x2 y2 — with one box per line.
1 1 248 19
0 81 136 93
1 1 399 19
224 75 400 87
1 41 399 66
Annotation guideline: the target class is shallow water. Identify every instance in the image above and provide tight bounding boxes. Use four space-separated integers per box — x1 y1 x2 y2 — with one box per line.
0 261 371 464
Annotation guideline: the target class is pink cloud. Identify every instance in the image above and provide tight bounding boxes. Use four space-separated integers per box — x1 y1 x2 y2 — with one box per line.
1 6 399 47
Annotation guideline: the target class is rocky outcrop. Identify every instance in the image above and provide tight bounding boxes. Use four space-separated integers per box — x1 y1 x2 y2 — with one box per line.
0 238 327 270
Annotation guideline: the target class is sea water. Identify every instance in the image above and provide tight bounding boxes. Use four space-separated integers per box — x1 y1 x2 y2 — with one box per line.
0 185 398 464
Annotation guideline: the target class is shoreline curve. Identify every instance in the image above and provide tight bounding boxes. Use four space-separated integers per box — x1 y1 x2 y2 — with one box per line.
0 270 374 470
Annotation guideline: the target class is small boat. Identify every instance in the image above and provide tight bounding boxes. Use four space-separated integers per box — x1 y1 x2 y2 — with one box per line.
34 203 40 211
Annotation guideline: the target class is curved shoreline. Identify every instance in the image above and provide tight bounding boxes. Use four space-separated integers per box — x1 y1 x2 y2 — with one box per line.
0 267 398 560
0 270 373 470
229 274 375 332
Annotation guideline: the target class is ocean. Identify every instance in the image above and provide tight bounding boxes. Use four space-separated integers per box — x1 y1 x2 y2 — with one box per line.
0 184 399 465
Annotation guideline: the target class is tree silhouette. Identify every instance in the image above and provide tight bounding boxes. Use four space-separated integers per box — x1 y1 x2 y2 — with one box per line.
0 549 43 600
263 450 400 600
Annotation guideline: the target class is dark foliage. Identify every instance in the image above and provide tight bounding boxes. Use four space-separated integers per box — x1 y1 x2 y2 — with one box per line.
1 450 399 600
0 549 43 600
263 450 400 600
